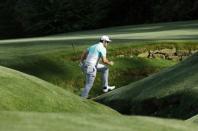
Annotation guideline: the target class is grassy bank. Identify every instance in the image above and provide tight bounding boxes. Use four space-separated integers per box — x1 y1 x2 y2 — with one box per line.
0 66 117 114
95 53 198 119
0 111 197 131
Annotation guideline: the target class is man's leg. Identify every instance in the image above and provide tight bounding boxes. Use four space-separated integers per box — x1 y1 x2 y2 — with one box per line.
97 64 115 92
97 64 109 88
81 66 96 98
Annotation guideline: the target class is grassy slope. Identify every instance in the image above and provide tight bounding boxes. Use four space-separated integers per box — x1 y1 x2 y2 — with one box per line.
0 21 198 130
187 115 198 124
0 111 197 131
0 40 180 97
95 53 198 119
0 62 197 131
0 20 198 97
1 65 197 131
0 66 117 114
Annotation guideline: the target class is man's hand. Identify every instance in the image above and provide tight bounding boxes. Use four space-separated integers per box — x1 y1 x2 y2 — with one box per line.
101 56 114 66
109 61 114 66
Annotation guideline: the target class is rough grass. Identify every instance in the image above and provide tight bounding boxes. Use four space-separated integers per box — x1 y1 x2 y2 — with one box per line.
91 57 177 96
0 42 178 97
0 21 198 97
0 111 197 131
1 61 196 131
95 53 198 119
0 20 198 131
0 66 118 114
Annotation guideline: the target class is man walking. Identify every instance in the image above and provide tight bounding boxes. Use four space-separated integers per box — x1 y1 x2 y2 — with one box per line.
80 35 115 98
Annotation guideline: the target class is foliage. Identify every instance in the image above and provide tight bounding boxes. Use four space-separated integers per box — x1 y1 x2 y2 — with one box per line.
1 0 198 38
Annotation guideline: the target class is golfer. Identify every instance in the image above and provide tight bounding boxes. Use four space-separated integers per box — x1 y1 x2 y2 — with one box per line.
80 35 115 98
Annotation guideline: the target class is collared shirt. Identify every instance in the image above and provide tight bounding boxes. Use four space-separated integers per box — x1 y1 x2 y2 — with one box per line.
85 42 106 66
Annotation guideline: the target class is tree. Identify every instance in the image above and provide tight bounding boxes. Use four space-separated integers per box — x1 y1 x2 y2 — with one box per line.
0 0 198 38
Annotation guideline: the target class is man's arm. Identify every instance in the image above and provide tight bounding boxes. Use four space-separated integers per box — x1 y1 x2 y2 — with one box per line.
80 49 88 63
101 56 114 66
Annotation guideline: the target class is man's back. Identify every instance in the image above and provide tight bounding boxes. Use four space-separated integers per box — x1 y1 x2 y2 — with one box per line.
85 42 106 66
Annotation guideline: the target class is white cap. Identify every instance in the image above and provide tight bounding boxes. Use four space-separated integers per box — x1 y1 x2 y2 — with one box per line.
100 35 112 42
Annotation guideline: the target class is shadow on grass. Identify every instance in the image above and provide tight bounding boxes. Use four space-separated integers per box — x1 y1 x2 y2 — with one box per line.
95 54 198 119
96 89 198 120
4 55 71 81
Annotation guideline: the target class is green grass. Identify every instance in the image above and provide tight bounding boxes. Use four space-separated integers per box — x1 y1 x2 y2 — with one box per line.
187 115 198 124
0 41 180 97
52 20 198 41
1 20 198 130
0 21 198 104
95 53 198 119
0 65 117 114
0 20 198 98
1 20 198 43
92 57 177 96
0 111 197 131
1 59 197 131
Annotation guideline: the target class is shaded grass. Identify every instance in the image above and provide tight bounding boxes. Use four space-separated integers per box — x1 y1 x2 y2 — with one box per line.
1 40 198 97
0 20 198 97
91 57 176 97
95 53 198 119
0 66 118 114
0 20 198 131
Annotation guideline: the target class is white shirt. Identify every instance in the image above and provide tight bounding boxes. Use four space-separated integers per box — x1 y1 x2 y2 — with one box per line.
85 42 106 66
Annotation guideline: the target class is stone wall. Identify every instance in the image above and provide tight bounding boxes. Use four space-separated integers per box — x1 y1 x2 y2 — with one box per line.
138 48 198 61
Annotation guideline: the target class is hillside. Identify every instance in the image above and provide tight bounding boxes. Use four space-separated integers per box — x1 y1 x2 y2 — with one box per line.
1 66 197 131
95 53 198 119
0 20 198 97
0 66 117 114
187 115 198 124
0 20 198 131
0 111 197 131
